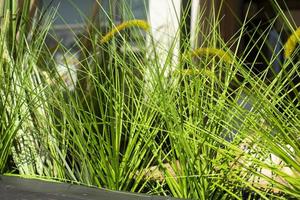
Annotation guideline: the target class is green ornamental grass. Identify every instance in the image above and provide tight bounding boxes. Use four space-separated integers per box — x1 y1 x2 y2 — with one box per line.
0 0 299 199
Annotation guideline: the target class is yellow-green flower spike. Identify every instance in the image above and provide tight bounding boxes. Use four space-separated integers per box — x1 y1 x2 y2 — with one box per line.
177 47 233 77
100 19 150 44
284 27 300 59
190 47 233 64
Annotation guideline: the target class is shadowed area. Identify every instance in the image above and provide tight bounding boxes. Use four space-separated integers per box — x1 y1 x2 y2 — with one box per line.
0 176 177 200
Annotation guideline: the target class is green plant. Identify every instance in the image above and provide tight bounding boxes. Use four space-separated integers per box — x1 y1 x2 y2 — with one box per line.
1 0 300 199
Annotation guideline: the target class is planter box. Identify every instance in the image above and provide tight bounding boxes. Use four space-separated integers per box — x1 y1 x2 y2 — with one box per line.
0 175 177 200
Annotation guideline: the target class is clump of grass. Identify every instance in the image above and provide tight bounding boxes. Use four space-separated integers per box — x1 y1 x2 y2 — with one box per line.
1 0 300 199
